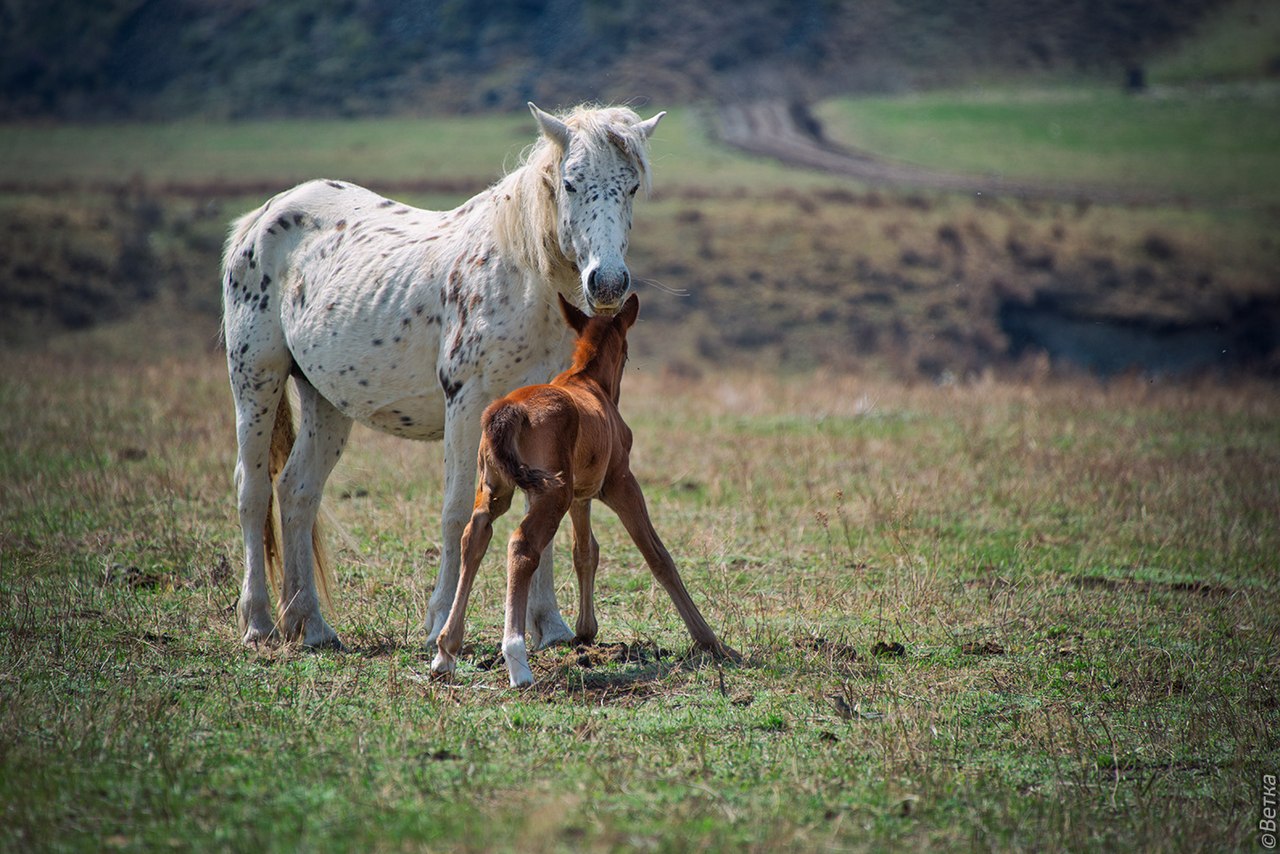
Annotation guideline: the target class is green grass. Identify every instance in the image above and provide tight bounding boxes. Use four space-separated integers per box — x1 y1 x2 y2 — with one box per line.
0 107 835 196
814 85 1280 204
2 315 1277 851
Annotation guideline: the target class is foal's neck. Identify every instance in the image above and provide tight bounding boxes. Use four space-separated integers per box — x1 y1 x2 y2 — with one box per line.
565 335 625 405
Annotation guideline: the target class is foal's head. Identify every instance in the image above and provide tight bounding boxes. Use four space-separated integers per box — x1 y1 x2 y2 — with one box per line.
531 104 664 315
557 293 639 402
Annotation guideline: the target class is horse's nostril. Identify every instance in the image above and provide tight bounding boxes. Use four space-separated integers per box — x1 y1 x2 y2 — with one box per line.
587 268 598 291
621 270 631 292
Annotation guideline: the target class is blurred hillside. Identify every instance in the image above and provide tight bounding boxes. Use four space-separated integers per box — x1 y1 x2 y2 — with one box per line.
2 0 1220 119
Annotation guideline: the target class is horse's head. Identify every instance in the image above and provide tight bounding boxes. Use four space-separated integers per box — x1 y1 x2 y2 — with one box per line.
531 103 663 316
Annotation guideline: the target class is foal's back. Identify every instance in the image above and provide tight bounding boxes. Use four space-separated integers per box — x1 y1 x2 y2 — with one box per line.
477 294 638 503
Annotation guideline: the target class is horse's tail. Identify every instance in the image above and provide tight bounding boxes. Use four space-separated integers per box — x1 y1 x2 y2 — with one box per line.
263 392 333 614
483 403 563 493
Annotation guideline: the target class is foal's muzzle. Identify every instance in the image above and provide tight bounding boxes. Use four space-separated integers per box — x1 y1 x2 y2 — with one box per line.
585 266 631 314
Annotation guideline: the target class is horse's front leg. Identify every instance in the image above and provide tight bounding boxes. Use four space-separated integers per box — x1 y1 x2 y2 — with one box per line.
425 396 484 651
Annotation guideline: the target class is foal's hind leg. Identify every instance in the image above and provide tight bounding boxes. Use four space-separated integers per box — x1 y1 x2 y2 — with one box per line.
431 481 513 675
568 500 600 645
603 471 739 661
275 377 352 648
503 491 572 687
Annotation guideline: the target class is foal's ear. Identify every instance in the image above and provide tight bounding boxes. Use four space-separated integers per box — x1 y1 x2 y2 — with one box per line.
617 293 640 331
557 293 590 334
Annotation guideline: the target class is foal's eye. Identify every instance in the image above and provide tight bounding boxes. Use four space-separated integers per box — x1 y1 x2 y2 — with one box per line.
563 180 577 194
629 183 640 196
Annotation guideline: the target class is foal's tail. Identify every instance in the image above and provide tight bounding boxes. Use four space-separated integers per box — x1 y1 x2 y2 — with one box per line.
263 392 333 611
483 404 563 493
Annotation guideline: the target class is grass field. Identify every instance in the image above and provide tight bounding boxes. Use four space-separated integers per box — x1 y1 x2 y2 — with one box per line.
2 312 1278 851
814 84 1280 204
0 107 835 196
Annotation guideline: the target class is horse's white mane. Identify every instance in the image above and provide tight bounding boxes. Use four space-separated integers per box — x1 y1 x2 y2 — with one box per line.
493 104 655 281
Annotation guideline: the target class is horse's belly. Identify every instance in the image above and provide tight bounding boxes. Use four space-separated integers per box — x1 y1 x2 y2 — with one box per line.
365 394 447 440
284 298 446 438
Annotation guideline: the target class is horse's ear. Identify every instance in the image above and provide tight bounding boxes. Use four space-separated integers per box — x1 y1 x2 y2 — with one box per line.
557 293 590 334
618 293 640 330
529 102 571 150
636 111 666 139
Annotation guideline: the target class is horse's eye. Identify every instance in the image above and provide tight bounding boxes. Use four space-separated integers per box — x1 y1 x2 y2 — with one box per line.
563 180 577 194
629 184 640 196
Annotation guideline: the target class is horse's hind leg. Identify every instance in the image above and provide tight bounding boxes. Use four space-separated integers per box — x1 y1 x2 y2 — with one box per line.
568 500 600 645
226 320 291 645
275 376 353 648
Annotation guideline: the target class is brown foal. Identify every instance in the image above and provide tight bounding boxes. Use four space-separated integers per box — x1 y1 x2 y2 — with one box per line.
430 293 738 686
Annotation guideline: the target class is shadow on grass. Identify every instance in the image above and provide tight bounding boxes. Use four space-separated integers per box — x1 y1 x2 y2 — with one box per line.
533 641 746 703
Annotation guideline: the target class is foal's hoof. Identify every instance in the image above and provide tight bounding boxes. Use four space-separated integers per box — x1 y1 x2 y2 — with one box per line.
430 653 456 676
689 642 741 664
718 644 743 664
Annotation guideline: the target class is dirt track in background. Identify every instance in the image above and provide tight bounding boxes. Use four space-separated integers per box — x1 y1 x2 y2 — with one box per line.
711 101 1167 205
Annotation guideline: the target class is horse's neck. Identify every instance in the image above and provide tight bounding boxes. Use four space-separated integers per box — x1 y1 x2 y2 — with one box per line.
486 163 578 292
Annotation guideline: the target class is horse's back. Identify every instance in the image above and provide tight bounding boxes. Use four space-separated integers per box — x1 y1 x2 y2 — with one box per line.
223 179 453 439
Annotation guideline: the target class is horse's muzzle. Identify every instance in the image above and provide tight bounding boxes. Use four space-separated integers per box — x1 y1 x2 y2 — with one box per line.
586 266 631 315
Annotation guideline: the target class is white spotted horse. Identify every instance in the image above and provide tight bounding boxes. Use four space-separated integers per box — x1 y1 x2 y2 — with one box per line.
221 103 664 650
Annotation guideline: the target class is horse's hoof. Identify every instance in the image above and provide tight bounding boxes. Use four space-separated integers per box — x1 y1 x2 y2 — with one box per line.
430 653 455 675
241 626 276 647
530 616 575 650
306 636 346 653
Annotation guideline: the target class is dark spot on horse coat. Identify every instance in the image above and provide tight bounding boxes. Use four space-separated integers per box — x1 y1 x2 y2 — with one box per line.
335 220 347 231
438 369 463 401
372 338 383 346
327 181 346 190
379 199 395 208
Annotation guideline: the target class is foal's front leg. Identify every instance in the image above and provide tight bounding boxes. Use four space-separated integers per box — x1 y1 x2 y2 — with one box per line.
568 500 600 645
604 471 740 661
